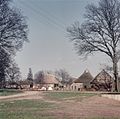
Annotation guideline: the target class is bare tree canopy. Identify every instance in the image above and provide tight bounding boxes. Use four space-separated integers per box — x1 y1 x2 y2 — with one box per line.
34 71 44 84
6 61 21 82
0 0 28 88
55 69 73 85
0 0 28 55
0 48 10 88
67 0 120 92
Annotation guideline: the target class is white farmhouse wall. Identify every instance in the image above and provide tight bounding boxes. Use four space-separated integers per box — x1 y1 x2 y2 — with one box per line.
71 83 83 91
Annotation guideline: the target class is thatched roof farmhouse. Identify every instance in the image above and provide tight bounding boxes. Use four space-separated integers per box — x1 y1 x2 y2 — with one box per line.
71 70 93 91
34 74 59 90
43 74 59 84
91 70 114 91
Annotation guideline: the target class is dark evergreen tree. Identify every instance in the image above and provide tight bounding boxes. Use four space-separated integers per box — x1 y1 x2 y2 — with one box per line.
27 68 33 88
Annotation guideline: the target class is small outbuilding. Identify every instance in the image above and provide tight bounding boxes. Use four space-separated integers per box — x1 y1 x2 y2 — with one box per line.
71 70 93 91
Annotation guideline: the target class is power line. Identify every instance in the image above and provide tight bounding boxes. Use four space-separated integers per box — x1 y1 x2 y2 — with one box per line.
17 1 52 29
18 0 65 32
29 0 65 28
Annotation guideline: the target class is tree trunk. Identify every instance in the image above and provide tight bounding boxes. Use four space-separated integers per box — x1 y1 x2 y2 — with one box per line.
113 57 119 92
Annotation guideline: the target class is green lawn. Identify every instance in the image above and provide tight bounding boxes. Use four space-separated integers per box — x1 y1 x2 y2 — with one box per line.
0 97 117 119
44 91 96 101
0 98 118 119
0 91 119 119
0 89 22 96
90 118 119 119
0 99 57 119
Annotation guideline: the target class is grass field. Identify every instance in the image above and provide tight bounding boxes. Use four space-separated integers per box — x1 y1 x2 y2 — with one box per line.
0 91 120 119
0 99 56 119
44 91 96 101
0 89 22 96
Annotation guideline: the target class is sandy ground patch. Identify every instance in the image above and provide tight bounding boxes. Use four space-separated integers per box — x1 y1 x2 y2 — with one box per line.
0 91 43 101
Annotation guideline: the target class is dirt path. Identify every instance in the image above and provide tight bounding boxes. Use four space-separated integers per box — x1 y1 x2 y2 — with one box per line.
0 91 43 101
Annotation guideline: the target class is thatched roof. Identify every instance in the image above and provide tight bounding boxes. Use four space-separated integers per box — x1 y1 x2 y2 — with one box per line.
91 70 113 84
74 70 93 83
43 74 59 84
90 70 114 91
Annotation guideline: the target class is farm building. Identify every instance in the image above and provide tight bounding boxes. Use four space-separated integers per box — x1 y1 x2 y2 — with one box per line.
18 80 33 89
34 74 60 90
5 81 21 89
71 70 93 91
90 70 114 91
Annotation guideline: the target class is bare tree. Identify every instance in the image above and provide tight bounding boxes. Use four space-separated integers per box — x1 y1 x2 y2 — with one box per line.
100 64 113 73
34 71 44 84
67 0 120 92
5 61 21 89
6 61 21 82
0 48 10 88
55 69 73 85
0 0 28 87
0 0 28 54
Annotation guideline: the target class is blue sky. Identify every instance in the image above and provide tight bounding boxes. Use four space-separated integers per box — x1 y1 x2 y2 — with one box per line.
13 0 112 78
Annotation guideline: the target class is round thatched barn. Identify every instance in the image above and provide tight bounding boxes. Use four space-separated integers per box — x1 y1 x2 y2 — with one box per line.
71 70 93 91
